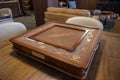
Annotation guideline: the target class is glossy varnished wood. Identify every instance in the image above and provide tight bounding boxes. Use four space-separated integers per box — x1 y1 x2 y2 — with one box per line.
0 31 120 80
30 23 89 51
10 22 101 80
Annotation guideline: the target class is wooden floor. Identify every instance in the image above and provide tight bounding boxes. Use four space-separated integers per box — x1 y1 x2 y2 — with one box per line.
0 32 120 80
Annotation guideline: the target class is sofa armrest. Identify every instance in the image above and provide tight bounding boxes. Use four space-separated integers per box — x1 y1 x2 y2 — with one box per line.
0 22 26 42
0 8 13 18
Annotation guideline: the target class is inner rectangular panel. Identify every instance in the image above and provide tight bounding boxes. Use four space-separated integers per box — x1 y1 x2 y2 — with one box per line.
30 25 87 51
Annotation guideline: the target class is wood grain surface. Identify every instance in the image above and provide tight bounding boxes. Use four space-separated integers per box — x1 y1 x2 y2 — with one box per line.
31 25 87 51
0 31 120 80
10 22 101 71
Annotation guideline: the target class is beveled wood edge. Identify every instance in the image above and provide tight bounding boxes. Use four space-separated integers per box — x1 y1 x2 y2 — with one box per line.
30 24 89 51
11 31 101 69
81 29 102 68
11 40 85 69
82 43 100 79
11 22 101 69
50 21 100 30
63 23 100 30
10 22 57 42
14 48 85 80
10 21 95 42
71 30 89 51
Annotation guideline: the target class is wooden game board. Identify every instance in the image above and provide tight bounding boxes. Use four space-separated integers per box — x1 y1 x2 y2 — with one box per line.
30 25 89 51
11 22 101 80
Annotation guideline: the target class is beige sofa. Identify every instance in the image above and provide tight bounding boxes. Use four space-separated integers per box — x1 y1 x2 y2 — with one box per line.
0 22 26 42
113 18 120 34
44 7 91 23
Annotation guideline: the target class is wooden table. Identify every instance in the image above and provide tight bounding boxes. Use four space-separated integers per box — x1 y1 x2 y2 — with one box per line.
0 31 120 80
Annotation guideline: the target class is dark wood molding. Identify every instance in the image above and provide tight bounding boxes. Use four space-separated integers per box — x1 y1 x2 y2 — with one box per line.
32 0 48 26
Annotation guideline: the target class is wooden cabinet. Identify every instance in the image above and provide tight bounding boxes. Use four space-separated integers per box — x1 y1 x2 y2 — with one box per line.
97 1 120 14
76 0 98 10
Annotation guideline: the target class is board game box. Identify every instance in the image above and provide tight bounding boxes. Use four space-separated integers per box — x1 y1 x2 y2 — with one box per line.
11 22 101 79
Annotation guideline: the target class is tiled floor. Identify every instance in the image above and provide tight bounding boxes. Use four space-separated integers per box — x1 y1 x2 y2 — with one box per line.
14 12 36 30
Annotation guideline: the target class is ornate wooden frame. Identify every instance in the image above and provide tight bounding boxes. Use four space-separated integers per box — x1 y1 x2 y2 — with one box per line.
30 25 89 51
11 22 101 80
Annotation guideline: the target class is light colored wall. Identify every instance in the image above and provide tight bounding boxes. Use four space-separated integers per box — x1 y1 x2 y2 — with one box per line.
48 0 58 7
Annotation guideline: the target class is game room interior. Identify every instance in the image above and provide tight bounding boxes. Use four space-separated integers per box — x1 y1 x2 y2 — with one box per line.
0 0 120 80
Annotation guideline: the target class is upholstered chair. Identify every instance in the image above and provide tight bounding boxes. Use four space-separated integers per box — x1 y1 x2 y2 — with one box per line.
66 17 103 29
0 22 27 42
0 8 14 23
